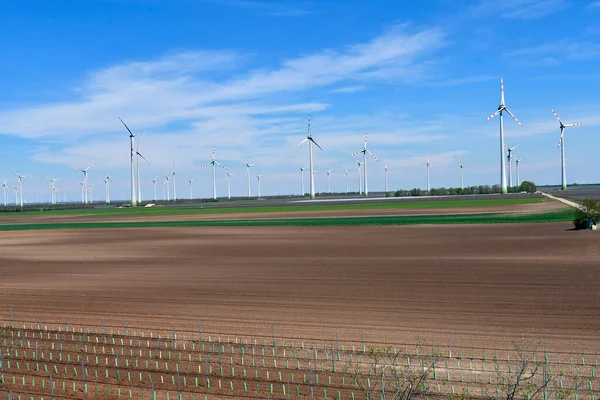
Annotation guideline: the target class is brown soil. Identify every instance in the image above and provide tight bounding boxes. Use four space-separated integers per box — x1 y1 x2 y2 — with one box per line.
1 221 598 355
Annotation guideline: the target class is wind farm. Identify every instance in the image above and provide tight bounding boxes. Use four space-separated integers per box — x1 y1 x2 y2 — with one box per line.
1 4 599 399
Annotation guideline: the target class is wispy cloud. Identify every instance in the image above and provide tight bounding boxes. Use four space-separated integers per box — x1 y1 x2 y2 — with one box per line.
505 37 600 65
589 1 600 8
330 85 365 94
472 0 569 19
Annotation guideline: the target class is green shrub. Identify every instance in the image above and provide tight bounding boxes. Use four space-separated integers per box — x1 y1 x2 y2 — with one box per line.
519 181 537 193
573 199 600 230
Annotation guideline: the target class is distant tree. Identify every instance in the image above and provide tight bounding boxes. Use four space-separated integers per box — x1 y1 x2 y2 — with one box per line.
573 199 600 230
519 181 537 193
492 184 501 194
410 188 422 197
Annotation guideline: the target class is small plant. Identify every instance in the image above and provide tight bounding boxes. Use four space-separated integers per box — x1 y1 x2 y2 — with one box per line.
519 181 537 193
573 199 600 230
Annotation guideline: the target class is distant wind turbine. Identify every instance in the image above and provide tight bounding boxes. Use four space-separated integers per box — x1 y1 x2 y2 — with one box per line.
425 156 431 193
152 176 158 202
297 165 308 196
79 180 85 204
118 117 139 207
172 163 177 201
203 147 226 200
188 178 194 200
485 78 522 194
73 163 94 204
13 170 31 207
351 134 378 196
325 169 332 194
2 181 8 206
384 165 391 193
353 157 363 194
506 144 519 188
164 173 171 201
551 108 582 190
459 162 464 190
345 169 351 194
241 156 260 198
295 115 323 200
516 158 523 187
256 174 263 198
136 141 149 204
46 176 60 205
102 175 114 204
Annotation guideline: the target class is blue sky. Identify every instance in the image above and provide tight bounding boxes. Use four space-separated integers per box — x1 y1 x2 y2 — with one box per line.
1 0 600 202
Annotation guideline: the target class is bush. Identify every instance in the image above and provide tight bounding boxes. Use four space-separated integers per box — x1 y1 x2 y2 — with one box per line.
519 181 537 193
573 199 600 230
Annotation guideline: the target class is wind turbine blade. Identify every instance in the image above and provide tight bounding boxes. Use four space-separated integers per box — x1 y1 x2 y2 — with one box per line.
201 163 211 169
550 108 564 126
240 156 248 165
350 151 361 158
564 123 582 127
309 138 323 151
295 138 308 148
504 108 523 126
500 77 505 106
137 152 149 163
118 117 135 136
485 110 500 121
367 150 378 161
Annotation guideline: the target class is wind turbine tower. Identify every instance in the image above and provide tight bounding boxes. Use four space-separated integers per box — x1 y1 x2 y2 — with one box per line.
73 163 94 204
295 116 323 200
345 170 351 194
136 142 149 204
203 148 225 200
241 157 260 198
297 165 307 196
164 173 170 201
46 177 60 205
102 175 113 204
384 165 391 193
2 181 8 206
516 158 523 187
460 162 464 190
551 108 582 190
325 169 332 194
152 176 158 202
485 78 523 194
351 134 378 196
256 174 263 198
425 156 431 193
506 144 519 188
172 164 177 201
118 117 138 207
188 178 194 200
13 170 31 207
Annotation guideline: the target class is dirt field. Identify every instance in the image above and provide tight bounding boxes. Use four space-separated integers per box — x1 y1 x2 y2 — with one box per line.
1 221 598 355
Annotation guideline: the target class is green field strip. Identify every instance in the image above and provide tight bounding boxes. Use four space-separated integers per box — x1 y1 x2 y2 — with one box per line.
0 209 573 231
0 197 544 218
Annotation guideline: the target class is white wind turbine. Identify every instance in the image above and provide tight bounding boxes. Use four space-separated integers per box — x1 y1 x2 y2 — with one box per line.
353 157 363 194
351 133 378 196
172 163 177 201
345 169 351 194
152 176 158 202
79 181 85 204
164 173 171 201
425 156 431 192
136 141 149 204
506 144 519 188
73 163 94 204
256 174 263 198
325 169 332 193
202 147 226 200
224 170 235 199
14 183 18 205
51 186 60 204
516 158 523 187
188 178 194 200
384 165 391 193
459 162 464 190
118 117 139 207
161 179 167 201
2 181 8 206
551 108 582 191
297 165 308 196
88 183 95 204
46 176 60 205
102 175 114 204
485 78 523 194
295 116 323 200
13 170 31 207
241 156 260 198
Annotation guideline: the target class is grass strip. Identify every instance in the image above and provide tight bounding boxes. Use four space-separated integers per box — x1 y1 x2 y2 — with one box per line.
0 209 573 231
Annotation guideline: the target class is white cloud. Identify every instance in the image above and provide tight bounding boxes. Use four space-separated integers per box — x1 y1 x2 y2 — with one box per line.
330 85 366 94
505 38 600 65
589 1 600 8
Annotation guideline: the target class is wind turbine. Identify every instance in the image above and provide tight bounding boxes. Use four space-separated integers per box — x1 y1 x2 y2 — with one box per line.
325 169 332 194
202 147 225 200
2 181 8 206
46 176 60 205
516 158 523 187
551 108 582 190
485 78 523 194
384 165 391 193
344 170 352 194
240 156 260 198
136 141 149 204
161 179 167 201
118 117 140 207
425 156 431 193
88 184 95 204
188 178 194 200
295 115 323 200
506 144 519 188
51 186 60 204
14 183 18 205
225 170 235 200
79 181 85 204
256 174 263 198
152 176 158 202
172 163 177 201
353 157 363 194
164 173 171 201
459 162 464 190
297 165 307 196
13 170 31 207
351 133 378 196
73 163 94 204
102 175 114 204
